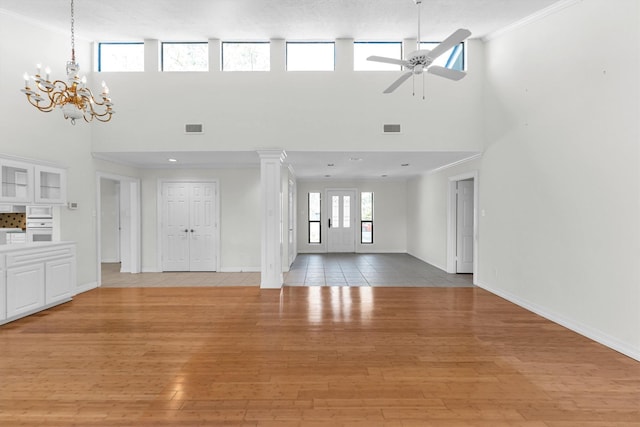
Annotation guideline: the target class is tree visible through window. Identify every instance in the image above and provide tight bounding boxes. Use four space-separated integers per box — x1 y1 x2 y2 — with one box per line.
162 42 208 72
222 42 270 71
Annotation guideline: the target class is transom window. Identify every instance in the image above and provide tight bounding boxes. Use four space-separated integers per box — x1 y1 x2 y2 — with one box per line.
286 42 335 71
420 41 466 71
98 42 144 72
222 42 270 71
162 42 208 72
354 42 402 71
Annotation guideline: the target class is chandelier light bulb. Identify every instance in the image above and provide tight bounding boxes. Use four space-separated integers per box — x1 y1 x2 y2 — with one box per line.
23 72 29 87
36 64 42 74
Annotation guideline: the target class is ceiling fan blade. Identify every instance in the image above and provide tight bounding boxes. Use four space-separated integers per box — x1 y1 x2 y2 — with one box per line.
367 56 410 67
427 28 471 61
383 72 413 93
428 66 467 81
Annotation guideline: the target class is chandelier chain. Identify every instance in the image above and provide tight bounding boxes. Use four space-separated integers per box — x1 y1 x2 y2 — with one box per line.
70 0 75 62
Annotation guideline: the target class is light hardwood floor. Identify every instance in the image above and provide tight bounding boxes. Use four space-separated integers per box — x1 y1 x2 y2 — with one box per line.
0 285 638 426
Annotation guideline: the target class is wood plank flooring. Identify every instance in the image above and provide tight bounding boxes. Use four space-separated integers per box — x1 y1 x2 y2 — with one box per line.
1 286 639 426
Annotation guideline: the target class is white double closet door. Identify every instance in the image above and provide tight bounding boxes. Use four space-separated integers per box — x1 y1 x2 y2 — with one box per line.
162 182 217 271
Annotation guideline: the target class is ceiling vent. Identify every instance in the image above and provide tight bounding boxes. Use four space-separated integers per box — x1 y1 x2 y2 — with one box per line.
383 124 402 134
185 123 204 134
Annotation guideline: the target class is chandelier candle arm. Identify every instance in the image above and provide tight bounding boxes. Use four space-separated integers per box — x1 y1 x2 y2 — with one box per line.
19 0 114 125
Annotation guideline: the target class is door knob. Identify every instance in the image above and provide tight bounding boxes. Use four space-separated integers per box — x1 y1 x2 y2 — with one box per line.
184 229 188 232
190 229 194 233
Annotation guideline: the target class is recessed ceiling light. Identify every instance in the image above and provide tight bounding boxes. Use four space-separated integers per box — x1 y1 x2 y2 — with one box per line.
327 163 334 167
401 163 410 167
349 157 362 162
168 158 178 162
381 174 388 178
324 175 331 178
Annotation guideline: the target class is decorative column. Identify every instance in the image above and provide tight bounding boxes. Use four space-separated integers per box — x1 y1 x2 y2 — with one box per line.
258 150 286 289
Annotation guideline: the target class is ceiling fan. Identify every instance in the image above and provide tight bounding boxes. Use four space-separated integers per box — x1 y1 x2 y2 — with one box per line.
367 0 471 97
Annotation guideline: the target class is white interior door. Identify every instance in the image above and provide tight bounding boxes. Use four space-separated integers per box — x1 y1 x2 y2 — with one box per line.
327 189 356 253
456 180 474 273
188 183 217 271
162 182 190 271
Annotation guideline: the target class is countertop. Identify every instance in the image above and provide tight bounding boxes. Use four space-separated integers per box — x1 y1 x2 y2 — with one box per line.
0 241 76 253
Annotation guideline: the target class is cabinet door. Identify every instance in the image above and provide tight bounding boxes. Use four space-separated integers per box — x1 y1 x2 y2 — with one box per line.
6 263 45 318
0 159 33 204
45 258 75 304
34 165 67 204
0 268 6 321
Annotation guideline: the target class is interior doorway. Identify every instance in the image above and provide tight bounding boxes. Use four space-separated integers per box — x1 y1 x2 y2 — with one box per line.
447 172 479 283
96 172 141 287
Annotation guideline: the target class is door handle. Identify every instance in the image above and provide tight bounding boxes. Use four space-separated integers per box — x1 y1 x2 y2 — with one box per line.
190 229 194 233
328 218 331 228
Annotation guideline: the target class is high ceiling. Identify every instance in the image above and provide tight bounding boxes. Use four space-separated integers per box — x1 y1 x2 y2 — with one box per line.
1 0 563 42
2 0 563 178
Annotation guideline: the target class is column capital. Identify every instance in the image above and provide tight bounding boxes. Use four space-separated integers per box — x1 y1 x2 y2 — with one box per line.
257 149 287 162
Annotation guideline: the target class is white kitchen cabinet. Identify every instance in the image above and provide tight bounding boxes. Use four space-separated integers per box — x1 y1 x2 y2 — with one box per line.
0 255 5 321
1 242 76 325
6 262 45 318
0 158 33 204
45 257 75 305
34 165 67 205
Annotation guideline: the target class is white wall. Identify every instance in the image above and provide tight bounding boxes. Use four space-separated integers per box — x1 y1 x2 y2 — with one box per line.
407 158 481 271
480 0 640 359
89 39 485 154
100 178 119 262
297 179 407 254
139 167 261 272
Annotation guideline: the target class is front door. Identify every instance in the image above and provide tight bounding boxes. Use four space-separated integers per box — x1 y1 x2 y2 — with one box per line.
326 189 356 253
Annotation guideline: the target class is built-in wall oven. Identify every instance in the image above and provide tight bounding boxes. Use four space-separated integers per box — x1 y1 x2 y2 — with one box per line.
26 205 53 242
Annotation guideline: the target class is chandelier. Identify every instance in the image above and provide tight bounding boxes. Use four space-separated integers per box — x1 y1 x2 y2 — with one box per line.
20 0 114 125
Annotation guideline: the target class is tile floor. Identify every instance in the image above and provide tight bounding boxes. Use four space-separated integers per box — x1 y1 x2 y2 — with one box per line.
284 253 473 287
101 254 473 288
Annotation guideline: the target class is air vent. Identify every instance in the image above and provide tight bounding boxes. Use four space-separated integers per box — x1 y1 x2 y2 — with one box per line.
185 123 204 134
383 124 401 134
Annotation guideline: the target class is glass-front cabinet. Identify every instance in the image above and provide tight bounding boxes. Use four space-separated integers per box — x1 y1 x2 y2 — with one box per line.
34 165 66 204
0 159 33 204
0 156 67 205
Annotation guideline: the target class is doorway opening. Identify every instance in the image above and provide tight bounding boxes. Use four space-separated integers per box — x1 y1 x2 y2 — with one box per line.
96 173 141 287
447 172 479 284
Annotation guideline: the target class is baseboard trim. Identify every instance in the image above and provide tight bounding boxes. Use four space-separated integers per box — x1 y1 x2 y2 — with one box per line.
220 267 261 273
75 281 97 294
476 281 640 362
142 267 160 273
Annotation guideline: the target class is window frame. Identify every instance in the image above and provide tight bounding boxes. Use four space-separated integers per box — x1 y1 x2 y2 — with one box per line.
420 41 466 71
286 41 336 71
98 42 145 72
221 41 271 72
161 41 209 72
360 192 374 244
308 192 321 244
